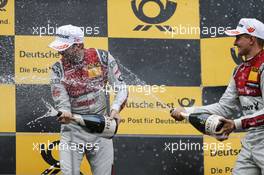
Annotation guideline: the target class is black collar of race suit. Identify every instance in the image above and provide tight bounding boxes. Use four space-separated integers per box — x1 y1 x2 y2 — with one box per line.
243 49 264 66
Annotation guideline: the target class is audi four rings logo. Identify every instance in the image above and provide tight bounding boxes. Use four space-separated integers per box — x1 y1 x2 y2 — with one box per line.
131 0 177 32
0 0 8 11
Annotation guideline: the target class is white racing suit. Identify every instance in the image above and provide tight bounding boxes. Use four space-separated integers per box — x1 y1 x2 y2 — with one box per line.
50 48 128 175
187 50 264 175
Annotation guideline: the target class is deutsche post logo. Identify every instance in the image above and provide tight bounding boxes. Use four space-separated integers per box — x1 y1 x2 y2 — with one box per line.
40 140 60 175
131 0 177 32
40 140 84 175
178 98 195 107
0 0 8 11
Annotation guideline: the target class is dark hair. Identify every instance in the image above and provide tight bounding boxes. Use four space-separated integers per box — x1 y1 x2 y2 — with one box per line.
256 37 264 47
72 43 84 49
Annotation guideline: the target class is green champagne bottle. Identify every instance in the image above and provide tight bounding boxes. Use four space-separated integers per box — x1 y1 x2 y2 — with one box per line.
44 100 118 139
182 112 224 135
171 109 224 135
56 111 118 139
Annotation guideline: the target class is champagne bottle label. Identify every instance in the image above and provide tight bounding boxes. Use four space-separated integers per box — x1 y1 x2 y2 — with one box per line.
73 114 86 126
205 115 224 135
97 117 118 138
74 114 117 139
188 113 224 135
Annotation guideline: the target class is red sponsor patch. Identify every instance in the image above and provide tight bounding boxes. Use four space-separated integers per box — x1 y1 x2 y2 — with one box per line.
247 27 255 33
229 30 241 35
54 44 69 50
72 98 96 107
242 115 264 129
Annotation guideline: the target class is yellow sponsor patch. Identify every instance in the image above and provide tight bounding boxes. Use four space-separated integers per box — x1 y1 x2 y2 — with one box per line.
88 66 102 78
248 67 258 82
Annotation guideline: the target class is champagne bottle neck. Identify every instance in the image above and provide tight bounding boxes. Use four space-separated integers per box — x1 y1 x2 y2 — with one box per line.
180 112 190 121
72 114 85 126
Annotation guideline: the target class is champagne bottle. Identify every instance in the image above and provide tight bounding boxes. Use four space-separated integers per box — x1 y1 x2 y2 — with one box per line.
171 109 224 136
57 111 118 139
44 100 118 139
182 112 224 135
